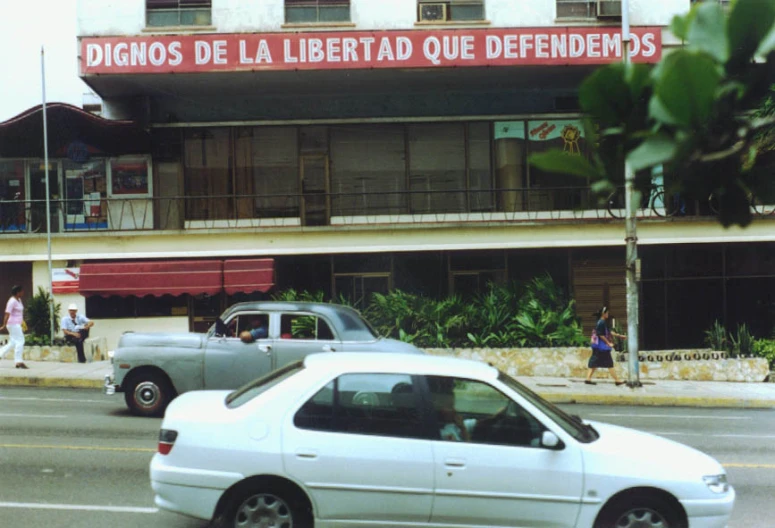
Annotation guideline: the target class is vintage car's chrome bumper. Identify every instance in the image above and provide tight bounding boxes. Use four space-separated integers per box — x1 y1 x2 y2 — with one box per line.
103 374 119 395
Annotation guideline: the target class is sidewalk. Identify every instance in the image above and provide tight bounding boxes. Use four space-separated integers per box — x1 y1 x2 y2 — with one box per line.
1 360 775 408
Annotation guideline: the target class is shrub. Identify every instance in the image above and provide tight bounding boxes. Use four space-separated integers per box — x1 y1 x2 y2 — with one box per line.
729 324 756 358
752 339 775 369
704 320 727 352
26 287 61 339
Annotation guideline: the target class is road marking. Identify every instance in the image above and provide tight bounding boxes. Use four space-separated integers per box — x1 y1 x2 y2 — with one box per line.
0 502 158 514
651 431 775 439
590 413 751 420
0 443 155 453
0 396 107 404
722 463 775 469
0 413 67 419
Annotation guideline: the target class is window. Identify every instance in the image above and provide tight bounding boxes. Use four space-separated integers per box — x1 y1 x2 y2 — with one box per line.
294 374 426 438
330 125 406 216
418 1 485 22
224 312 269 339
280 314 335 340
0 161 26 233
556 0 596 18
408 124 466 214
146 0 212 27
334 274 391 309
285 0 351 24
426 376 545 447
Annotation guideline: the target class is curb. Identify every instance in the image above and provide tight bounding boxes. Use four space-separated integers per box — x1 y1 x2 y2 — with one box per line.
537 391 775 409
0 377 105 390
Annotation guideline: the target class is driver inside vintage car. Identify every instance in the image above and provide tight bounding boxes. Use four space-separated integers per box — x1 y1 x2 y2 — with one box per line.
239 314 269 343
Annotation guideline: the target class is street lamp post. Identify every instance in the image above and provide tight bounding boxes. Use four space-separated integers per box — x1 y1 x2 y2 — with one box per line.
621 0 641 387
41 46 55 343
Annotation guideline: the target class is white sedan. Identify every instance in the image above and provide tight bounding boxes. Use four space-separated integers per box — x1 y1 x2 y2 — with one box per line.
150 353 735 528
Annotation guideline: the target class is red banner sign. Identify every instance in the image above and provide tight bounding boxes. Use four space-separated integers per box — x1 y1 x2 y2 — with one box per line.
80 27 661 75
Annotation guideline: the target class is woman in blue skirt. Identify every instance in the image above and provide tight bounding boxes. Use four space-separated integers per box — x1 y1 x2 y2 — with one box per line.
585 306 626 386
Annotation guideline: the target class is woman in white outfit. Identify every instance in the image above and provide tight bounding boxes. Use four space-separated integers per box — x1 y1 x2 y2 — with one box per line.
0 285 28 369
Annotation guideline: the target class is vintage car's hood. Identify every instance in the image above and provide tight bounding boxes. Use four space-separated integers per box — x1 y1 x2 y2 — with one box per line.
117 332 205 349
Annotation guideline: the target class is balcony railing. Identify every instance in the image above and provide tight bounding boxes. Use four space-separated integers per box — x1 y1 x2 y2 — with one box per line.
1 187 771 234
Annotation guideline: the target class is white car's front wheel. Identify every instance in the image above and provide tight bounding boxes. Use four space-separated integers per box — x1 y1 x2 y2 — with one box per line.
595 492 686 528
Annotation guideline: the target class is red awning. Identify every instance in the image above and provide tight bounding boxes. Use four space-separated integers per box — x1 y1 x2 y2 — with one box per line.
79 260 223 297
223 259 275 295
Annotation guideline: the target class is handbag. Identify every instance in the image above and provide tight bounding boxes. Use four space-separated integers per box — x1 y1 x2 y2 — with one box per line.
21 321 28 332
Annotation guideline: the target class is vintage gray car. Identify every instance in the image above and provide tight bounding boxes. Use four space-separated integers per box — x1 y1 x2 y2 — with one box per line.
104 301 423 416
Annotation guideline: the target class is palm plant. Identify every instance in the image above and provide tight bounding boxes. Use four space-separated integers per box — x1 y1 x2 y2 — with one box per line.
25 287 61 342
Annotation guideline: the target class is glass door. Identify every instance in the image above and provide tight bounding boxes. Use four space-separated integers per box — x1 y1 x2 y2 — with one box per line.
300 155 330 226
29 161 61 233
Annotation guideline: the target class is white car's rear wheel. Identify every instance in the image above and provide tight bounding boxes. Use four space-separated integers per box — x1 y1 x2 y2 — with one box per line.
223 487 312 528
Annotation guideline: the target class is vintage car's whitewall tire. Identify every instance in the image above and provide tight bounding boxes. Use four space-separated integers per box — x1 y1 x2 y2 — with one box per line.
124 372 174 417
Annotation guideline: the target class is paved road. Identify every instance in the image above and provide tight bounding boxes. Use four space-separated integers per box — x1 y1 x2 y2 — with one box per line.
0 387 772 527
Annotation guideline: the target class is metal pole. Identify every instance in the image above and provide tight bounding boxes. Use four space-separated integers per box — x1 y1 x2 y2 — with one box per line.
42 46 55 343
621 0 641 387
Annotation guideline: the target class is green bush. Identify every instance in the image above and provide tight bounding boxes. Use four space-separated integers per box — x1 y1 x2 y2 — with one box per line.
26 287 60 339
271 274 586 348
752 339 775 369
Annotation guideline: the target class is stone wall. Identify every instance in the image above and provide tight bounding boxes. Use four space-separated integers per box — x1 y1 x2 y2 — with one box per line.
19 337 109 363
423 347 769 382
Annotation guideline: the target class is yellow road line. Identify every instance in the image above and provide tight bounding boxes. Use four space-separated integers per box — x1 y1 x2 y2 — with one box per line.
0 443 155 453
722 463 775 469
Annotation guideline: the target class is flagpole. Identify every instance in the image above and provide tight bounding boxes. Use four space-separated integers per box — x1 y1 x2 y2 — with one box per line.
41 46 55 342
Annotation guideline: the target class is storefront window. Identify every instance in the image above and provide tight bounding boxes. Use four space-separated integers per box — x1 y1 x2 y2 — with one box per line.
408 124 466 214
330 125 406 216
0 160 26 233
63 160 108 230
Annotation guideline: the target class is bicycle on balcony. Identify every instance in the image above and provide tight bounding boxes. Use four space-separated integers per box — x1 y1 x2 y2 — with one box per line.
707 190 775 216
606 186 683 219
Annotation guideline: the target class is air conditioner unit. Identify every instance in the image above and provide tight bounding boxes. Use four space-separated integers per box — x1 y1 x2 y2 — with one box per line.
419 3 447 22
597 0 622 18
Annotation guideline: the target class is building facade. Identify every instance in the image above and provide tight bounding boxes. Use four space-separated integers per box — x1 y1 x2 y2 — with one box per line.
1 0 773 349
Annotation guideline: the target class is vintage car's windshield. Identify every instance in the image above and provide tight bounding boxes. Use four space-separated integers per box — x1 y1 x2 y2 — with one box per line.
498 372 599 443
226 361 305 408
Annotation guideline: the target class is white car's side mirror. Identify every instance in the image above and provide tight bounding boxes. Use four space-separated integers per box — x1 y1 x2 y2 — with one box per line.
541 431 561 449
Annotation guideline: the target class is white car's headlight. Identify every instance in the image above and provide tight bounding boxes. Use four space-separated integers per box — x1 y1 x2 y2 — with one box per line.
703 474 729 494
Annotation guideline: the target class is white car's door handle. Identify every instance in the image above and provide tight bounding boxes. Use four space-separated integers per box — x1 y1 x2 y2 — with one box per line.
296 450 318 460
322 344 336 352
444 458 466 468
258 344 272 355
